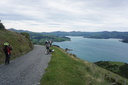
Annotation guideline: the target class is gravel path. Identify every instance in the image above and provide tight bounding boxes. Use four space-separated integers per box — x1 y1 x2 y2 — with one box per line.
0 45 51 85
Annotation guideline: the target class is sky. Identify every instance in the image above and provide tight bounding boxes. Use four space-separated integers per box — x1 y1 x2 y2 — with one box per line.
0 0 128 32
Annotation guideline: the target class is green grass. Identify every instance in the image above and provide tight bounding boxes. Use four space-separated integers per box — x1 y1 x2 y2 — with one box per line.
109 62 125 66
40 46 128 85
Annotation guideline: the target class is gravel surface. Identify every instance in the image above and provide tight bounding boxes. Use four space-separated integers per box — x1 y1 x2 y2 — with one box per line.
0 45 51 85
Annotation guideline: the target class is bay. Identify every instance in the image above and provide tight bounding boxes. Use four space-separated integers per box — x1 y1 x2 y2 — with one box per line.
54 36 128 63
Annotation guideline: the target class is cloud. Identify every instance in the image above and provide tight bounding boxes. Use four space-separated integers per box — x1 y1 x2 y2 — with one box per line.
1 0 128 32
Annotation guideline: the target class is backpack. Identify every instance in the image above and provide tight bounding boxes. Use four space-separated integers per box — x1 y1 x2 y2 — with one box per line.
3 46 8 52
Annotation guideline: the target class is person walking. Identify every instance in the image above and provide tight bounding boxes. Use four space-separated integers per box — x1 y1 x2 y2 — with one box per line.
3 42 12 65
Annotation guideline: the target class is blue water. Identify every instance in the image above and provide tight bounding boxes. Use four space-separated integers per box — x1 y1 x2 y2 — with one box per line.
54 36 128 63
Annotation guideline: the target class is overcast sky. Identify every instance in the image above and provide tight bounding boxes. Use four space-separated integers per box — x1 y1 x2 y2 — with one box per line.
0 0 128 32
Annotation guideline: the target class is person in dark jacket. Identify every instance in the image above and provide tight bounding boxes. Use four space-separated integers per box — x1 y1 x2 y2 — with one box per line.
3 42 12 65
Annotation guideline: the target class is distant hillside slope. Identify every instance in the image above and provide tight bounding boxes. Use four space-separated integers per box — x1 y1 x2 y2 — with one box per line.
0 24 33 64
9 28 70 45
9 28 128 43
95 61 128 79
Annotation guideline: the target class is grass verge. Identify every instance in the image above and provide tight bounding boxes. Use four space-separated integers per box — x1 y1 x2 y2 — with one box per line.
40 46 128 85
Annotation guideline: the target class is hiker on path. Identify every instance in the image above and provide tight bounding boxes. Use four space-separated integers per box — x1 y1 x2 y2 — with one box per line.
3 42 12 65
45 40 50 52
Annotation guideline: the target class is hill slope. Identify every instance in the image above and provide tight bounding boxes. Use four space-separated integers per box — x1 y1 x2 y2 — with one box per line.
0 24 33 64
40 46 128 85
95 61 128 79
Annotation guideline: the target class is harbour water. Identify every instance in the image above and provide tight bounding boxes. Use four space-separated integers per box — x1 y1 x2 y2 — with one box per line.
54 36 128 63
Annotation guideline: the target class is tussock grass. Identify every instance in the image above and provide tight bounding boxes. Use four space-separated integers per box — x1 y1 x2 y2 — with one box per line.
0 30 33 64
40 46 128 85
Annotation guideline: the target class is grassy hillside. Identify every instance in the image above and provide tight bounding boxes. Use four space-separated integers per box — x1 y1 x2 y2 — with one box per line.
0 29 33 64
40 46 128 85
30 34 70 45
95 61 128 79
